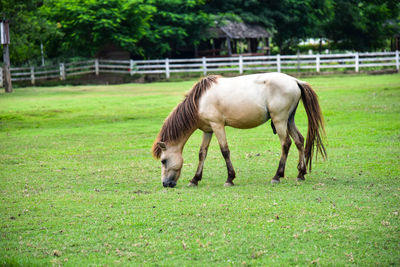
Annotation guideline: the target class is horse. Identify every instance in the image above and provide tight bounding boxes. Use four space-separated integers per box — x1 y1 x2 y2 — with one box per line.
152 72 326 188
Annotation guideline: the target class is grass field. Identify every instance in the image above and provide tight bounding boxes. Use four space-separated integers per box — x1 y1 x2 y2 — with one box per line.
1 73 399 266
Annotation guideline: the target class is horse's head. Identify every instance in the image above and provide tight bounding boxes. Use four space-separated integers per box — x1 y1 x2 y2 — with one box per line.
156 141 183 188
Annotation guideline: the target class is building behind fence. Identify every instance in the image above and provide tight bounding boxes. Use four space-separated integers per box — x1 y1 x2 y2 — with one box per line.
1 51 399 86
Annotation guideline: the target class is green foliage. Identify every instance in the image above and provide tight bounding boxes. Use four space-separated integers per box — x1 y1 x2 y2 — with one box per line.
203 0 334 54
1 0 399 64
137 0 211 58
325 0 400 51
0 0 58 65
41 0 155 58
203 0 275 28
0 74 399 265
270 0 328 54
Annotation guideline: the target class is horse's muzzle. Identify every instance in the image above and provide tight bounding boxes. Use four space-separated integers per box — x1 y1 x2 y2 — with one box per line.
162 180 176 188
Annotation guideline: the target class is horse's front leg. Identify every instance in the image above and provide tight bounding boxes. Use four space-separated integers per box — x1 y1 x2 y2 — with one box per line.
188 132 213 186
210 122 236 186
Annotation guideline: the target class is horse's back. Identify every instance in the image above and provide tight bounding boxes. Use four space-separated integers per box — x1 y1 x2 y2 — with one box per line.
198 73 301 129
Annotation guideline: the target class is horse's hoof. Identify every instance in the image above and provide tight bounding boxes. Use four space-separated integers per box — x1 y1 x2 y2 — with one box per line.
224 182 234 187
271 179 280 184
187 182 197 187
296 177 305 182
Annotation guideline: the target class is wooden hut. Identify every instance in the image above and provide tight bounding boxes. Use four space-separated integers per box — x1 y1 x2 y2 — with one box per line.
197 21 271 57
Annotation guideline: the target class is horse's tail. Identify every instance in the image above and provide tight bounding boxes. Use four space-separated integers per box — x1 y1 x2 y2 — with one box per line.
297 81 327 171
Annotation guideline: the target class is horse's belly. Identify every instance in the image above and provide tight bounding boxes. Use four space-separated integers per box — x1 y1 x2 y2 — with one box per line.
224 105 268 129
199 83 269 129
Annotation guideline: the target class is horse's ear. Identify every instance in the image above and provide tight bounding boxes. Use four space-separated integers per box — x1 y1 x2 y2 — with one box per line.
157 141 167 151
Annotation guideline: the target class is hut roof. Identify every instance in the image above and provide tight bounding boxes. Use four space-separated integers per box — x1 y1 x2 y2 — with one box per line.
209 21 270 39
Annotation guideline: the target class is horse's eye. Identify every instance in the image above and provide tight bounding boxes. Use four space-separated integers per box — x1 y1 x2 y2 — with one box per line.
161 159 167 165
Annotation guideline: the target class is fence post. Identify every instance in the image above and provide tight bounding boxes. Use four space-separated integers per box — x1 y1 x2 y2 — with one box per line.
355 52 359 72
130 59 135 76
316 54 320 72
296 52 301 72
165 58 170 79
30 66 35 85
239 55 243 74
59 63 66 80
396 50 399 71
202 57 207 76
3 42 12 92
95 59 99 75
0 67 3 87
276 54 281 73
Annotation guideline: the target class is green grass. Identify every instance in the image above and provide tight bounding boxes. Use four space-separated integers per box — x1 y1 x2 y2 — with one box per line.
1 74 399 266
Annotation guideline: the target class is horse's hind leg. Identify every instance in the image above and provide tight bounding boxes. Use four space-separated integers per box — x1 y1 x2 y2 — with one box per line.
271 119 292 183
287 118 307 181
189 132 213 186
210 122 236 186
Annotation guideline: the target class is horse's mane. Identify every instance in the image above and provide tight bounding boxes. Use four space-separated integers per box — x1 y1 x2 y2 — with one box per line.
152 75 219 158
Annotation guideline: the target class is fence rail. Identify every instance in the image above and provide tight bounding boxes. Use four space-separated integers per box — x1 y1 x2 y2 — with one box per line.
1 51 399 86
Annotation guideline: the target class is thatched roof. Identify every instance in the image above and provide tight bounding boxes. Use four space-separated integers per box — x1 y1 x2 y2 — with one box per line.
209 21 270 39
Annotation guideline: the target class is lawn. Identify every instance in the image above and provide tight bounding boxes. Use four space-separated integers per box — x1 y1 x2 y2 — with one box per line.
0 73 399 266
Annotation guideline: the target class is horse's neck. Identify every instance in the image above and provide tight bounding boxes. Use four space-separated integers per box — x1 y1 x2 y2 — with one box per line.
170 128 197 154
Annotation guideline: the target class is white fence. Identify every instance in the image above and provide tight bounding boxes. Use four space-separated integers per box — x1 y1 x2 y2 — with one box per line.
1 51 399 86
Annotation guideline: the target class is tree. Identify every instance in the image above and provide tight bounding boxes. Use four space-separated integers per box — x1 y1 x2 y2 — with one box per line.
41 0 155 58
203 0 332 54
0 0 57 65
324 0 400 51
3 0 399 65
138 0 212 58
203 0 275 28
267 0 334 54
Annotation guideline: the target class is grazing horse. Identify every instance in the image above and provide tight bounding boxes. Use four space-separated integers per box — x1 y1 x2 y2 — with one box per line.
152 73 326 188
